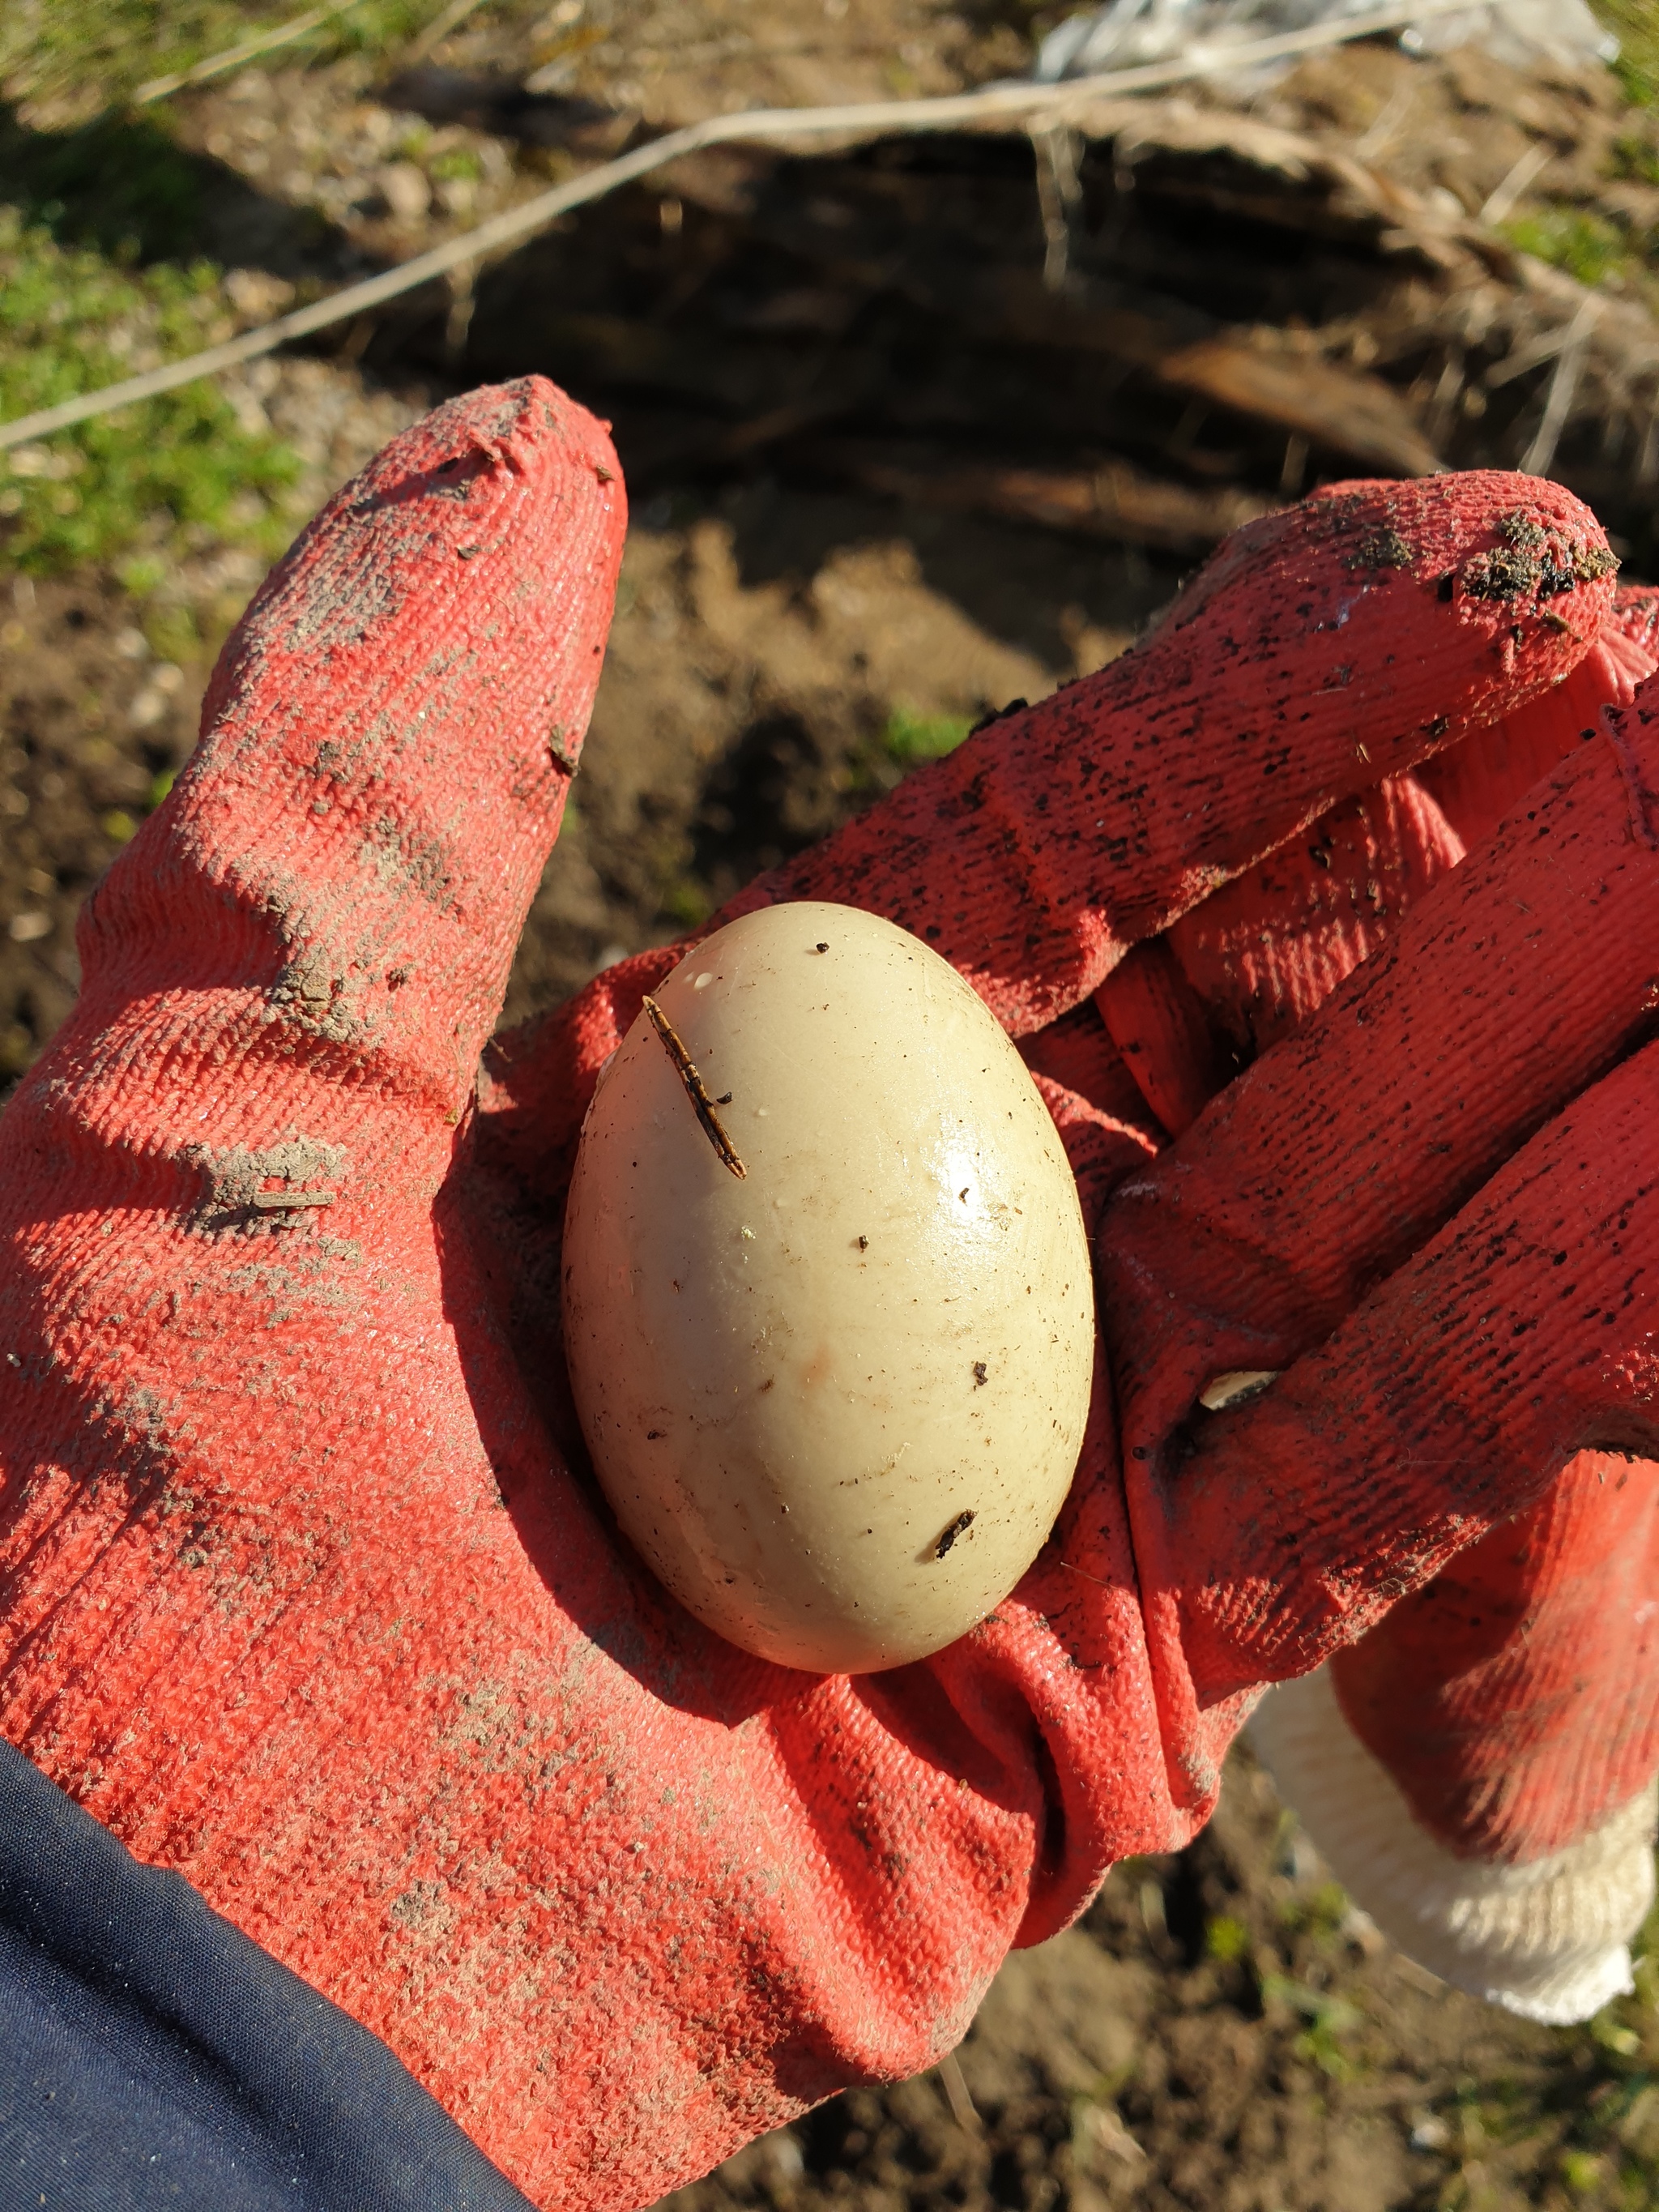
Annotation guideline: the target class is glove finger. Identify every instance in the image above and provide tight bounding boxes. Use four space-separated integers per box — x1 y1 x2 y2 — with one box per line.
1016 999 1162 1151
1610 578 1659 660
1291 1450 1659 2026
1098 679 1659 1458
1127 1023 1659 1701
1081 767 1466 1144
49 378 624 1144
748 472 1615 1034
1094 937 1234 1139
1148 768 1465 1087
1416 593 1657 848
1106 601 1653 1137
1262 1426 1659 2024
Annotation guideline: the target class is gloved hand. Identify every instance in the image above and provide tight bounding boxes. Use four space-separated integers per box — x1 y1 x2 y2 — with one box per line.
1086 583 1659 2023
0 377 1640 2210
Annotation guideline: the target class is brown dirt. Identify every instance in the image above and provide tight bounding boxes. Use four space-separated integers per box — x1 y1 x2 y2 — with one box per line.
0 570 178 1086
0 479 1174 1097
4 10 1659 2212
504 484 1174 1020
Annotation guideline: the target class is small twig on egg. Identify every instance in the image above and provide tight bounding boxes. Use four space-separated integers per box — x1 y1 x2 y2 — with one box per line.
642 995 748 1179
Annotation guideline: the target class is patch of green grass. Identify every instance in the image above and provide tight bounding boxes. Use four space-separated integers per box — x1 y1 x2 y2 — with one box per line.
1277 1879 1349 1945
1561 2147 1610 2197
429 144 484 185
881 704 974 767
0 207 299 576
659 877 714 931
1593 0 1659 106
1611 127 1659 186
1499 206 1631 289
0 105 217 264
0 99 339 273
1259 1973 1363 2080
0 1 440 112
1204 1913 1250 1964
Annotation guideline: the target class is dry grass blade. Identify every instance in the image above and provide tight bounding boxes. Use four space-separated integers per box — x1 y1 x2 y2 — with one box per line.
401 0 491 70
936 2049 982 2135
132 0 365 105
1521 294 1601 476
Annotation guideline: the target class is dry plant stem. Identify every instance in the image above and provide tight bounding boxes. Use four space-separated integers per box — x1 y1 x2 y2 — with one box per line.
1478 139 1552 225
1031 121 1083 292
934 1510 975 1559
403 0 492 70
936 2048 982 2134
132 0 366 104
641 995 748 1179
1523 295 1601 476
0 0 1486 452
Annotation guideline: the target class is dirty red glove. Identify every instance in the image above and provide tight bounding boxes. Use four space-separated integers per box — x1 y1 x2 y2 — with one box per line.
1245 612 1659 2025
1098 597 1659 2020
1255 1446 1659 2022
0 378 1631 2209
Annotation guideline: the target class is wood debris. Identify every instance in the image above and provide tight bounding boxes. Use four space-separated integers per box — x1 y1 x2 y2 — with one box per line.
380 43 1659 569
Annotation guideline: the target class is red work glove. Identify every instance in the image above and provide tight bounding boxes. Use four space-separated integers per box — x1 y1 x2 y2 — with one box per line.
0 378 1639 2208
1098 594 1659 2021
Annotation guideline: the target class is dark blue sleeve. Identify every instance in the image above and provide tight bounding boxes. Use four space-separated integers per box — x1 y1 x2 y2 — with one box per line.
0 1737 538 2211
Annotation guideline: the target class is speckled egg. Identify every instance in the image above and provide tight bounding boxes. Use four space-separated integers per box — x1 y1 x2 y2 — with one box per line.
561 901 1094 1673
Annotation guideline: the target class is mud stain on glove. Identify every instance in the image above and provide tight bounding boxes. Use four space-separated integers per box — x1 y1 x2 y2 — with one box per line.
188 1136 348 1236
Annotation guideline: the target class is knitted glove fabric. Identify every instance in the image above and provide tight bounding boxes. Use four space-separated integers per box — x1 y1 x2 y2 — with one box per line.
1262 611 1659 2022
1100 634 1659 2015
1091 585 1659 2018
1252 1458 1659 2024
0 377 1628 2207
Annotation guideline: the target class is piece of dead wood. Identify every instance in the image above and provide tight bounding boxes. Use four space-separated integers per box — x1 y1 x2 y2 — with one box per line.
809 439 1277 553
1157 337 1443 475
435 83 1659 563
649 154 1439 477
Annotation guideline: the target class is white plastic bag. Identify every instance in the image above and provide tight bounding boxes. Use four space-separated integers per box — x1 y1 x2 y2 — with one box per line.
1032 0 1619 85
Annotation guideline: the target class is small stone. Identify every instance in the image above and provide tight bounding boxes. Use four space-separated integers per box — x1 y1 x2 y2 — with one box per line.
224 268 296 322
128 685 168 730
374 161 432 222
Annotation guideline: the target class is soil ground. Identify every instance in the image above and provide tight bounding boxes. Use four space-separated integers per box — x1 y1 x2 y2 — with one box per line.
4 6 1659 2210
